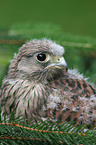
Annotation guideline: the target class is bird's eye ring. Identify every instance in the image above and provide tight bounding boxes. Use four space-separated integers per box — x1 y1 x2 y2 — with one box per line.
37 53 46 61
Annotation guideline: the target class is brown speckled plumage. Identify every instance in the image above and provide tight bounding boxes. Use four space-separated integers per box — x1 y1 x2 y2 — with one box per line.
42 78 96 126
0 39 96 127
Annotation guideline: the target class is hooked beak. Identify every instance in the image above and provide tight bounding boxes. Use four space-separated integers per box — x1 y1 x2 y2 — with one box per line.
46 57 68 72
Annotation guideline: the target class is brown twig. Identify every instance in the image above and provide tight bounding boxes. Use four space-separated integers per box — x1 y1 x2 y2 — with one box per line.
0 40 25 44
0 122 86 136
0 39 95 49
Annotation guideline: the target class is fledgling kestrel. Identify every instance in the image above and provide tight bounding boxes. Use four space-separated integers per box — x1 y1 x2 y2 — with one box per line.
0 39 96 127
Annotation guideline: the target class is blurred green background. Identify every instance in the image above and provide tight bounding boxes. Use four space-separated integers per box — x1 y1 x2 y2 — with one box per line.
0 0 96 37
0 0 96 86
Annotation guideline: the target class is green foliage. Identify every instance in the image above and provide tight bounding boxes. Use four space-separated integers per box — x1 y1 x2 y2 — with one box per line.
0 109 96 145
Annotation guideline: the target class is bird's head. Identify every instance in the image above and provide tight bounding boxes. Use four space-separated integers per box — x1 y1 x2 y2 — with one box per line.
8 39 68 83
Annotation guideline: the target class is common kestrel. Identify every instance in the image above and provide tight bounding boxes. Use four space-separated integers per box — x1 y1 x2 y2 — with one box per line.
0 39 96 127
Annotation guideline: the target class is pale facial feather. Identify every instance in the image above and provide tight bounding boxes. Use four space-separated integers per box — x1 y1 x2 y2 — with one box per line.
12 39 66 81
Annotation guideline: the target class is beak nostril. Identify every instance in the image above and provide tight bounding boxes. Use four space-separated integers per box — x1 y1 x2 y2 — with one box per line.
57 58 61 62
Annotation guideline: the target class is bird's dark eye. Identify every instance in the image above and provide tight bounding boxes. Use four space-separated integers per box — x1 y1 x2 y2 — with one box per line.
37 53 46 61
